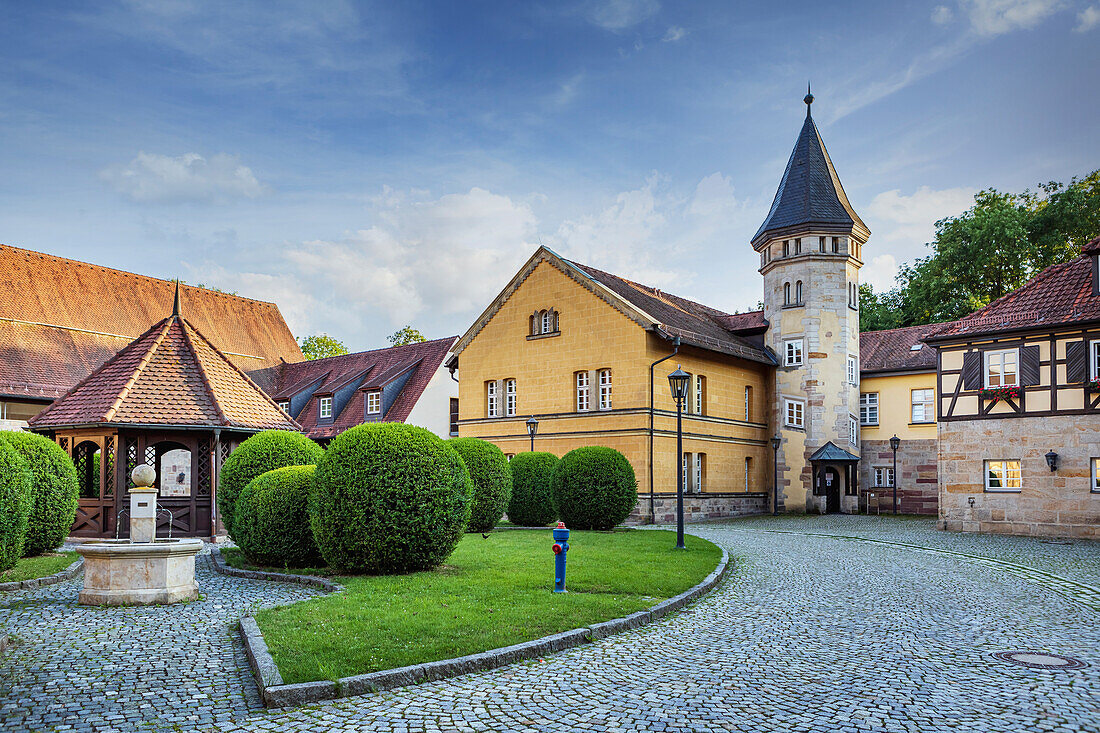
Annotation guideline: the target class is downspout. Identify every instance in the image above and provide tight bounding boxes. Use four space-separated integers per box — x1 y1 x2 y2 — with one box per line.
648 331 680 524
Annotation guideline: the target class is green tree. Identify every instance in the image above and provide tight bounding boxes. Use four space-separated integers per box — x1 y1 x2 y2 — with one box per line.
387 326 427 346
858 284 901 332
298 333 348 360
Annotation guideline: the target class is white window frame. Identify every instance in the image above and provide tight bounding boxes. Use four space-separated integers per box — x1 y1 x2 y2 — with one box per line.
682 452 689 491
911 388 935 424
318 396 333 419
694 374 704 415
505 379 517 417
1091 340 1100 379
984 459 1022 492
598 369 612 411
873 466 895 488
541 310 553 334
784 339 804 367
783 398 804 429
486 381 499 418
984 348 1019 388
849 415 859 446
1092 458 1100 493
693 453 704 493
744 386 752 421
366 391 381 415
277 401 290 413
576 371 590 412
859 392 878 426
847 355 858 385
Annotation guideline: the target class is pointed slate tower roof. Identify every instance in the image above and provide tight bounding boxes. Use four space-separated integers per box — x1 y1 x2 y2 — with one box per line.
29 288 301 432
752 89 869 247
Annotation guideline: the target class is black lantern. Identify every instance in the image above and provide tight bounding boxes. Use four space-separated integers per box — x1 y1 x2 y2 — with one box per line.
1045 450 1058 472
667 365 690 550
889 434 900 515
770 436 781 516
526 416 539 452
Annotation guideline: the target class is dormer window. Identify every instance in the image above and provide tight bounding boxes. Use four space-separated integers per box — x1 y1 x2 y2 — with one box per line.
277 401 290 413
366 391 381 415
318 396 333 419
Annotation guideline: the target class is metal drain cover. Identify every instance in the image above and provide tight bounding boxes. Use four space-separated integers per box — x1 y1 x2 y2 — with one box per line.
992 651 1088 670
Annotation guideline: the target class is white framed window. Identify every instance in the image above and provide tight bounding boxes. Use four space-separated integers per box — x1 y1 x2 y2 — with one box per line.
682 452 689 491
1092 340 1100 379
277 401 290 413
859 393 878 425
847 355 857 385
873 467 895 488
366 391 381 415
784 339 804 367
598 369 612 411
486 381 499 418
694 453 705 493
318 396 333 419
505 379 517 416
911 388 935 423
985 459 1022 492
1092 458 1100 493
849 415 859 446
694 374 705 415
575 371 590 412
541 310 554 334
783 398 804 429
744 386 753 421
985 348 1018 388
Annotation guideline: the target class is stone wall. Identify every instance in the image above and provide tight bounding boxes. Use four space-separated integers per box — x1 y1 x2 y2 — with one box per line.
938 416 1099 539
860 438 938 515
627 492 770 524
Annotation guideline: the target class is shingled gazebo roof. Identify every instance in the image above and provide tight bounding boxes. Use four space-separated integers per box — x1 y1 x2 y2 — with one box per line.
29 289 301 433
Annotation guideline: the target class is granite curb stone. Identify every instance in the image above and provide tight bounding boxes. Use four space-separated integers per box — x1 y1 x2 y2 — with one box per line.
0 558 82 592
240 545 731 708
210 546 342 593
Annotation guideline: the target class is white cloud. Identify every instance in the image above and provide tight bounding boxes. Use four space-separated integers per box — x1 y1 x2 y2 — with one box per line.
662 25 687 42
584 0 660 31
862 254 900 293
101 152 266 203
1075 4 1100 30
960 0 1065 36
932 5 955 23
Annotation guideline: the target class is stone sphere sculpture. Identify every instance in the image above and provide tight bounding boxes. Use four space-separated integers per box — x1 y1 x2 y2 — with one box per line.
131 464 156 488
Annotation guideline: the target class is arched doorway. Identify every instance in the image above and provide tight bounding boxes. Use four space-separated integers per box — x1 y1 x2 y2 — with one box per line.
69 436 116 536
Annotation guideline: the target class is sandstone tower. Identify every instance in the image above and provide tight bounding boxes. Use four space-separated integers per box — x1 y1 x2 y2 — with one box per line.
752 90 870 513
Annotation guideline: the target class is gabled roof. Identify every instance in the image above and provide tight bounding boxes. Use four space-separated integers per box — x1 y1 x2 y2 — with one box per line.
254 336 456 439
751 99 869 246
0 243 303 400
451 247 774 366
859 323 947 375
928 252 1099 340
29 307 300 432
809 441 860 463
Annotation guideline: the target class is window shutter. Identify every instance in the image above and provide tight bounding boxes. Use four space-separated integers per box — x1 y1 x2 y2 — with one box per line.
961 351 981 390
1066 340 1088 383
1020 345 1041 386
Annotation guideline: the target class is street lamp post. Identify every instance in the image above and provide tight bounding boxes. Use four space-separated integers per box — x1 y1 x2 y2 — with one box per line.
889 434 900 515
667 365 690 550
770 436 781 516
526 416 539 452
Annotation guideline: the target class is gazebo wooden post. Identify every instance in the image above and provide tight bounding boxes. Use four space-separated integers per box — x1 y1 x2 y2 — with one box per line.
211 428 221 542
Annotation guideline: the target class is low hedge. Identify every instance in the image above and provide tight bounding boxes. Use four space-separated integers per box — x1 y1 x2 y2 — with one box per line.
310 423 473 573
447 437 511 532
218 430 324 538
507 452 559 527
551 446 638 530
233 465 321 568
0 440 33 571
0 432 79 556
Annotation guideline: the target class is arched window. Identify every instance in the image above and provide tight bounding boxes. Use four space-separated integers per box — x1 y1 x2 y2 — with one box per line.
153 441 191 497
795 281 803 304
541 310 553 334
784 282 791 305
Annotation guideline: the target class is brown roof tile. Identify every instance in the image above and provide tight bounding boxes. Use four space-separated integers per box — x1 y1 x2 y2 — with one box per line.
859 323 946 374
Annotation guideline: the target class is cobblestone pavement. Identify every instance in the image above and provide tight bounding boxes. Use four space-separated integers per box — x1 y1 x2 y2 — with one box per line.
4 517 1099 733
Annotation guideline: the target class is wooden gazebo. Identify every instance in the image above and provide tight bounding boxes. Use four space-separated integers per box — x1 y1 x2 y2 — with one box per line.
28 287 300 539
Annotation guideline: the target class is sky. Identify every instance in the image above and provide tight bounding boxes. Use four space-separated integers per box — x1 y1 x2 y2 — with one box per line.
2 0 1098 349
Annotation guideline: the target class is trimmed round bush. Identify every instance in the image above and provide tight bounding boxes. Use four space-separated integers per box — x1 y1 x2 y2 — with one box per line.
0 432 78 557
0 440 32 571
218 430 324 539
310 423 473 574
507 452 559 527
551 446 638 530
233 465 322 568
447 438 511 532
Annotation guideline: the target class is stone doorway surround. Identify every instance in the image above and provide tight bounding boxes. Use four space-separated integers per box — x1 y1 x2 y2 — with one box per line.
809 441 861 514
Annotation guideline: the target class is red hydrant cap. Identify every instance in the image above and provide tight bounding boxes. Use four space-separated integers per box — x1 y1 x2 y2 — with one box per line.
552 543 563 554
556 522 566 529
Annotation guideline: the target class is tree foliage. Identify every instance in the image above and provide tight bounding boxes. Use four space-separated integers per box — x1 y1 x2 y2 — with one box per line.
387 326 427 346
299 333 348 360
863 171 1099 330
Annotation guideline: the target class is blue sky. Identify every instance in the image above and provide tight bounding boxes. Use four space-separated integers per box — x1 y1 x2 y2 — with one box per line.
2 0 1097 348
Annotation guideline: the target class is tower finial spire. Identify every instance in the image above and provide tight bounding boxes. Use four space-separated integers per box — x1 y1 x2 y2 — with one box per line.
804 82 814 117
172 279 181 317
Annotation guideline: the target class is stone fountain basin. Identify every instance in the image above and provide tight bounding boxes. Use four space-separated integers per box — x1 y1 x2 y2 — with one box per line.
75 538 203 606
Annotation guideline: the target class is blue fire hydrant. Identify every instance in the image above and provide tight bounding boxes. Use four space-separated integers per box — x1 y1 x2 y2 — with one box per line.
552 521 569 593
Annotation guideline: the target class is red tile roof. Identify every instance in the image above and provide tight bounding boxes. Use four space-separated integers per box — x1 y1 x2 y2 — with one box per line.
859 323 946 374
929 253 1099 339
252 337 456 440
29 312 300 432
0 244 302 400
713 310 768 333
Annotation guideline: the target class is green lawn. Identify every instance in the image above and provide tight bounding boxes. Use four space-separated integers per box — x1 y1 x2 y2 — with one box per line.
240 529 721 684
0 551 79 583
